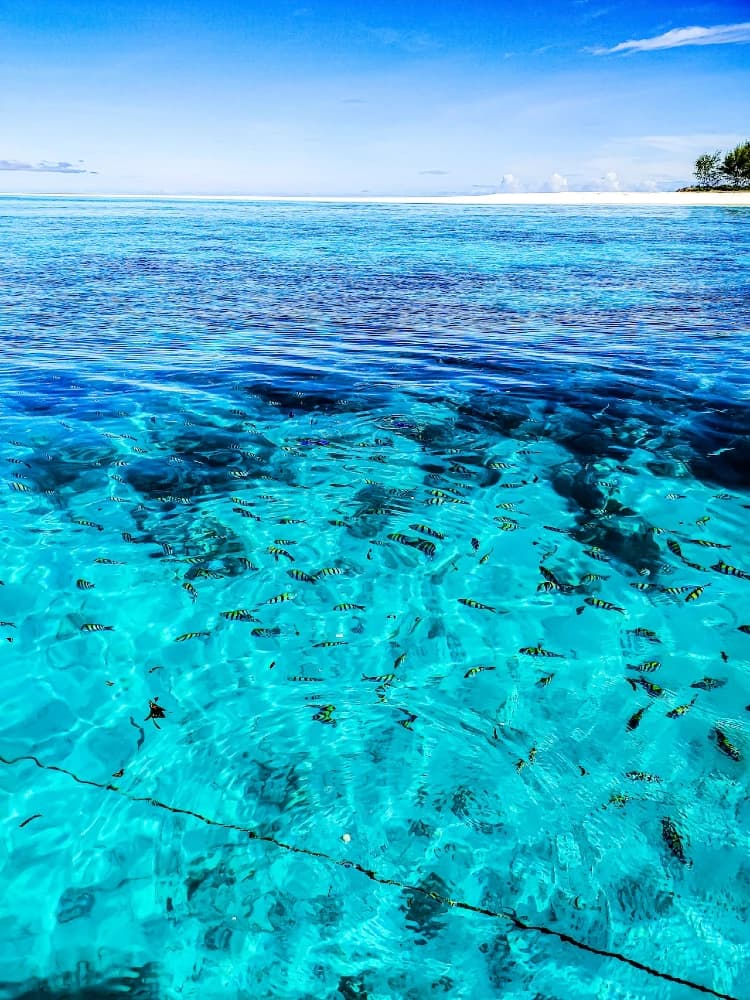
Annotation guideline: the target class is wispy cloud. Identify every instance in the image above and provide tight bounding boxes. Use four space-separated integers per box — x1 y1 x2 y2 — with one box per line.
0 159 93 174
418 169 448 176
365 26 441 53
595 21 750 54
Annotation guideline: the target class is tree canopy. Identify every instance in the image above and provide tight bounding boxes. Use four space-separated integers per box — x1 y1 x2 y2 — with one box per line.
693 141 750 189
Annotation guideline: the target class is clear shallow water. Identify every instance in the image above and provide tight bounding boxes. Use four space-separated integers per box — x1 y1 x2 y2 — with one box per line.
0 197 749 999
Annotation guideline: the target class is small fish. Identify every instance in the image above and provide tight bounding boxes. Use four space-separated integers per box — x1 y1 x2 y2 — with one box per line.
666 696 697 719
471 537 479 551
628 628 660 643
479 550 492 565
220 609 259 621
684 583 710 602
314 566 345 578
289 675 323 682
606 793 630 808
76 579 95 591
585 548 609 562
659 585 694 595
279 517 306 524
287 569 317 584
174 631 210 641
667 539 683 558
363 672 396 685
0 621 15 627
233 507 261 519
691 676 726 691
263 591 295 605
584 597 624 613
329 519 346 527
80 623 114 632
464 665 495 678
581 573 609 584
73 518 104 531
713 727 742 761
626 704 650 731
661 816 689 865
144 697 166 729
537 673 554 687
630 582 658 591
458 598 496 612
685 538 729 549
627 660 661 673
333 603 365 611
665 493 686 500
626 770 661 783
409 538 436 557
712 560 750 580
409 523 445 540
393 652 407 670
397 709 417 730
536 581 558 593
251 627 281 637
122 532 134 543
268 546 295 562
182 581 198 601
112 769 124 779
696 515 710 526
9 481 32 492
313 640 348 648
519 645 564 658
239 557 258 571
273 538 296 545
231 497 254 507
499 521 518 532
739 625 750 635
626 677 663 697
312 704 336 725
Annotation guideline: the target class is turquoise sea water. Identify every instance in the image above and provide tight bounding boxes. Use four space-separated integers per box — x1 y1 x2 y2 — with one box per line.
0 197 749 1000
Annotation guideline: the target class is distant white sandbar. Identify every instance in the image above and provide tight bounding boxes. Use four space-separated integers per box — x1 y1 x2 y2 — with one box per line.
3 191 750 206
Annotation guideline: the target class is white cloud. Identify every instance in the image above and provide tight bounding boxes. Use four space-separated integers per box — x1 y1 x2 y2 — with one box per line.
499 173 521 191
595 21 750 54
546 172 569 192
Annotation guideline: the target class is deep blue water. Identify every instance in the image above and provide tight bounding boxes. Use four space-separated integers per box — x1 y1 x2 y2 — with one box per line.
0 197 749 1000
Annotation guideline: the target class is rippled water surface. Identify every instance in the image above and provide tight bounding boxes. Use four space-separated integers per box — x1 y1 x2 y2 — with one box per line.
1 197 749 1000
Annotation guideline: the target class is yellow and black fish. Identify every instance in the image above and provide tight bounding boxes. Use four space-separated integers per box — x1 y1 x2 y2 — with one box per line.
536 581 558 593
233 507 261 520
713 727 742 761
585 547 609 562
464 665 495 678
221 609 259 621
626 704 650 731
288 569 317 584
251 627 281 637
333 603 365 611
626 771 661 783
312 704 336 725
174 631 210 641
280 517 306 524
627 660 660 673
73 518 104 531
362 674 396 687
76 579 95 591
712 560 750 581
81 623 114 632
458 598 496 613
584 597 624 614
231 496 253 507
94 557 124 565
314 566 345 578
685 538 730 549
666 696 697 719
182 581 198 601
313 640 348 648
684 583 710 602
628 627 660 643
409 523 445 540
536 673 554 687
239 557 258 571
264 591 295 605
690 676 725 690
581 572 609 584
606 793 631 808
289 675 323 682
393 652 407 670
626 677 663 697
519 645 564 658
479 550 492 565
661 816 690 865
268 546 295 562
9 481 32 492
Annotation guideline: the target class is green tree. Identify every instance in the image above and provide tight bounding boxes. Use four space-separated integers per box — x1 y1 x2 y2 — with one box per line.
693 151 722 188
721 141 750 188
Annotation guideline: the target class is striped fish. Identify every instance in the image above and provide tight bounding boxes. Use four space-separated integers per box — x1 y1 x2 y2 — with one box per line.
221 609 259 621
287 569 317 583
712 560 750 580
81 623 113 632
409 523 445 540
76 579 95 591
458 598 496 612
264 591 295 605
174 631 210 641
74 518 104 531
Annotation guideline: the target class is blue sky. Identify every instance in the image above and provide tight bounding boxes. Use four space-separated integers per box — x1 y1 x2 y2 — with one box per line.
1 0 748 194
